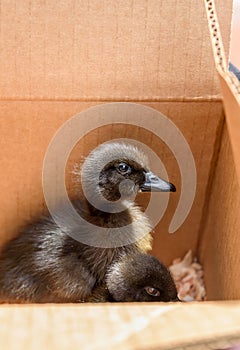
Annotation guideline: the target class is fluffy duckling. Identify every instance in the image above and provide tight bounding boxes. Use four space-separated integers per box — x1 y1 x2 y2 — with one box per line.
0 142 175 303
88 253 180 303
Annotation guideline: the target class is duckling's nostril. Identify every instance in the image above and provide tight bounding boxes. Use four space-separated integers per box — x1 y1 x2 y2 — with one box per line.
150 176 160 183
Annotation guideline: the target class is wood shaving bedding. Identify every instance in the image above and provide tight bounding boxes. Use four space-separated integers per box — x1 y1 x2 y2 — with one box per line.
169 250 206 302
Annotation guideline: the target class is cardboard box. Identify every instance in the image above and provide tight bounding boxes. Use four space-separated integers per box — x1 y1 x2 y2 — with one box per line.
0 0 240 348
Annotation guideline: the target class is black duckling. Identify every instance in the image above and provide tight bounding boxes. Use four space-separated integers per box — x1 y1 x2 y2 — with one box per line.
0 142 175 303
88 253 180 302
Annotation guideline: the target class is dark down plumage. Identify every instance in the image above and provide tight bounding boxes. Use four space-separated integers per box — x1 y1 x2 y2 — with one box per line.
0 142 175 303
88 253 180 303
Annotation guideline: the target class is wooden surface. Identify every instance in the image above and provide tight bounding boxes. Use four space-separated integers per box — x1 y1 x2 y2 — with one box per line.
0 302 240 350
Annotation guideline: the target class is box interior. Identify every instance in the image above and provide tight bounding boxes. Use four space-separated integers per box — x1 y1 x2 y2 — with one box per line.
0 0 240 348
0 0 236 298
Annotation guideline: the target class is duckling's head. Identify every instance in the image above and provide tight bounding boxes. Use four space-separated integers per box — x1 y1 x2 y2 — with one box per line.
106 253 179 302
81 142 175 207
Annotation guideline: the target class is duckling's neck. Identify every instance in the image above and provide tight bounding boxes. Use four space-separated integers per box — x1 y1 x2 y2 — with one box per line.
85 199 133 228
82 197 153 253
67 196 153 282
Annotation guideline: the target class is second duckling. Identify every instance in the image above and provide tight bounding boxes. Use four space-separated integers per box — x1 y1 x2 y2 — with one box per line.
88 253 180 303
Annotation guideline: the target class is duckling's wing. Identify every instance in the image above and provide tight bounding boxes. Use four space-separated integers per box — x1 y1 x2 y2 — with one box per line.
0 217 96 303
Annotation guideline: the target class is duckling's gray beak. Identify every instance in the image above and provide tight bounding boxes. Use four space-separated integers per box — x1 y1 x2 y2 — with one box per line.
140 171 176 192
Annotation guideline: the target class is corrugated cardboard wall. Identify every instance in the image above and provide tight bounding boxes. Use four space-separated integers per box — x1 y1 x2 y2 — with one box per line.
200 123 240 300
0 101 224 264
0 0 232 100
202 0 240 299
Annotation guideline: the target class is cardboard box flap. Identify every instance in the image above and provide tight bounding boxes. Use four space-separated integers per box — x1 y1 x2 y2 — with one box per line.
218 71 240 186
0 0 232 101
198 0 240 301
199 122 240 300
204 0 240 184
0 302 240 350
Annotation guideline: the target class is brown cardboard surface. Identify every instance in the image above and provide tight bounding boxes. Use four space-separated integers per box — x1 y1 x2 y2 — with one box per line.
0 0 232 101
199 71 240 300
199 123 240 300
0 101 223 265
218 71 240 184
201 0 240 300
0 302 240 350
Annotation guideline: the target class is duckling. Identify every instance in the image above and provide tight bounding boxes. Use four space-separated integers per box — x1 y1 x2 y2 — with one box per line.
88 253 180 303
0 142 175 303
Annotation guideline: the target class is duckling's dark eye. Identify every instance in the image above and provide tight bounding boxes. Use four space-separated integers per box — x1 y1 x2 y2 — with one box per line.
144 286 161 297
117 162 131 175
